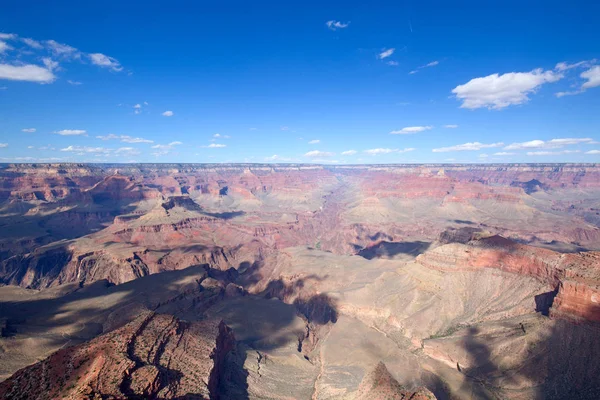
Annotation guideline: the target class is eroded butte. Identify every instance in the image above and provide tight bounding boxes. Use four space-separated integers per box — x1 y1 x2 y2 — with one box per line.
1 163 599 399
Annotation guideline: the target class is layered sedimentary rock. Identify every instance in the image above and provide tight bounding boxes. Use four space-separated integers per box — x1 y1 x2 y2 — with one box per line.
416 236 600 322
1 163 600 399
0 312 235 400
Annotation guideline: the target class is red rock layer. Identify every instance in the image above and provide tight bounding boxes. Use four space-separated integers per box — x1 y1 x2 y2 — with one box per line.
416 236 600 322
0 312 235 400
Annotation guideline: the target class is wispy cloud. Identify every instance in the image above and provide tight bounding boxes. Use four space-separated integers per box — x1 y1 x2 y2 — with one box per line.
378 48 395 60
213 133 230 139
0 34 124 84
585 150 600 154
432 142 504 152
390 126 432 134
527 150 580 156
341 150 357 155
21 128 36 133
162 110 174 117
444 124 459 129
364 148 415 155
203 143 226 148
493 152 515 156
504 138 594 150
67 79 82 85
152 141 182 149
21 37 43 49
54 129 87 136
0 143 8 148
326 20 350 31
308 139 320 144
409 60 440 75
265 154 292 162
89 53 122 71
304 150 334 158
60 145 110 154
96 134 153 143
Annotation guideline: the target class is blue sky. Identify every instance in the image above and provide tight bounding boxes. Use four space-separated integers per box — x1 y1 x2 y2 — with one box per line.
1 0 599 163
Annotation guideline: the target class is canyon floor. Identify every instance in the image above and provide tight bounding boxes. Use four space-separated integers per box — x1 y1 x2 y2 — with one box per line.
1 163 599 399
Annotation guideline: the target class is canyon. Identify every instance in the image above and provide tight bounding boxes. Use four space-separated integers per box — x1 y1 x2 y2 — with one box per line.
0 163 599 399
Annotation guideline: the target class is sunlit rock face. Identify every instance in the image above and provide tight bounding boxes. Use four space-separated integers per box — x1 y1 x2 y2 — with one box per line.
1 163 599 399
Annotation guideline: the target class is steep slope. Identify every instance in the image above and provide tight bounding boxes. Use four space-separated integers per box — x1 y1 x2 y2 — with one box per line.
0 312 236 399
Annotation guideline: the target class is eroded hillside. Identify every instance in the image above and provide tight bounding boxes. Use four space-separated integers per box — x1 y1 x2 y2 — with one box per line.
1 163 599 399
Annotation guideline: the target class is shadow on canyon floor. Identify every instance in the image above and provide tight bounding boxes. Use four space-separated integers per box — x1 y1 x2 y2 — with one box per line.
0 260 341 399
455 307 600 400
356 240 431 260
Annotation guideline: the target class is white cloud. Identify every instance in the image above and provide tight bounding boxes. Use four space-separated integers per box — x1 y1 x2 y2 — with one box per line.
548 138 594 146
555 60 595 71
326 20 350 31
265 154 292 161
364 148 415 155
151 141 182 149
0 143 8 148
408 60 440 74
493 152 515 156
527 150 580 156
60 145 110 153
0 41 12 53
478 153 489 158
133 104 141 109
280 126 289 131
452 68 563 109
162 110 174 117
0 63 56 83
54 129 86 136
96 134 153 143
341 150 357 156
444 124 459 129
304 150 334 158
42 57 59 71
504 138 593 150
22 38 43 49
390 126 432 134
204 143 226 148
432 142 503 152
581 65 600 90
213 133 230 139
308 139 320 144
21 128 36 133
115 147 141 155
46 40 79 57
387 61 399 66
378 48 394 59
585 150 600 155
67 80 82 85
151 141 182 155
88 53 122 71
0 33 16 40
555 65 600 97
